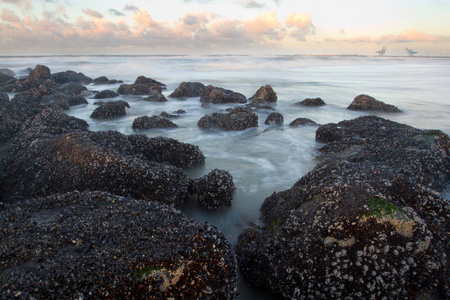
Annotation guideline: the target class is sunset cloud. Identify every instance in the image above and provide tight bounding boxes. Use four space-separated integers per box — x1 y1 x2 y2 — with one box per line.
1 8 21 23
82 9 103 19
1 0 32 10
285 13 315 41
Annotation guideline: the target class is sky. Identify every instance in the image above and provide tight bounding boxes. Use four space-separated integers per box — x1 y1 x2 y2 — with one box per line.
0 0 449 56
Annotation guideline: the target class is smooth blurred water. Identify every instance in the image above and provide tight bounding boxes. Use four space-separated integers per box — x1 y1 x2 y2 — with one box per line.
1 55 449 299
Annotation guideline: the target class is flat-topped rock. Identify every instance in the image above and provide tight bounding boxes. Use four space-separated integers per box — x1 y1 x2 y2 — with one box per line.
297 97 326 106
198 106 258 131
200 85 246 104
118 76 166 95
90 100 130 119
132 115 178 130
347 94 401 112
94 90 119 99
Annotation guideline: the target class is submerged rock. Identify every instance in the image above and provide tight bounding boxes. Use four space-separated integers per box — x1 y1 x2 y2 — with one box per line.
93 76 123 85
143 90 167 102
169 82 206 98
297 97 326 106
51 70 93 85
249 85 277 104
193 169 236 210
118 76 166 95
0 191 238 299
90 100 130 119
198 106 258 131
347 94 401 112
265 112 284 125
236 116 449 299
289 117 317 127
94 90 119 99
132 115 178 130
200 85 246 104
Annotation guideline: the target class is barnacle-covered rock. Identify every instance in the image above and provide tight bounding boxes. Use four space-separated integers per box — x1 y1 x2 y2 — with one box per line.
193 169 236 210
264 112 284 125
237 116 449 299
169 81 205 98
200 85 246 104
143 90 167 102
198 106 258 131
297 97 326 106
0 191 238 299
0 93 25 142
347 94 401 113
93 76 123 85
249 85 277 104
51 70 93 85
289 117 317 127
118 76 166 95
132 115 178 130
94 90 119 99
90 100 130 119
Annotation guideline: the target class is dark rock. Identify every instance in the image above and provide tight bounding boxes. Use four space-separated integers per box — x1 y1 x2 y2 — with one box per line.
28 65 51 82
193 169 236 210
90 100 130 119
94 90 119 99
0 72 16 88
118 76 166 95
0 191 238 299
52 70 93 85
0 68 15 77
160 111 180 119
315 123 342 142
249 85 277 104
289 117 317 127
347 94 401 112
169 82 205 98
1 65 52 93
11 86 52 118
143 90 167 102
236 116 450 299
93 76 123 85
174 109 186 114
298 97 326 106
67 95 88 106
128 135 205 168
200 85 246 104
132 116 178 130
55 82 88 96
41 93 70 111
0 93 25 142
198 106 258 131
264 112 284 125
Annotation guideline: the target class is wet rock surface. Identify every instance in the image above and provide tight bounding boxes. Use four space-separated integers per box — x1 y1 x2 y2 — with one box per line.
198 106 258 131
143 90 168 102
0 93 25 142
193 169 236 210
169 81 206 98
90 100 130 119
265 112 284 125
249 85 278 104
0 191 238 299
289 117 318 127
93 76 123 85
348 94 402 112
51 70 93 85
132 115 178 130
298 97 326 106
200 85 246 104
118 76 166 95
236 115 449 299
94 90 119 99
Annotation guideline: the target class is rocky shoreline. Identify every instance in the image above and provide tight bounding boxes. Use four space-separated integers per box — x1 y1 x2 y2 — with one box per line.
1 65 449 299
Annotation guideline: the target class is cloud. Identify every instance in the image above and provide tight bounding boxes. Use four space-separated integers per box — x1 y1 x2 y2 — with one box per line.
123 4 139 13
1 0 32 10
285 13 315 41
183 0 214 3
328 30 450 44
238 0 266 8
1 8 21 23
109 9 125 17
82 9 103 19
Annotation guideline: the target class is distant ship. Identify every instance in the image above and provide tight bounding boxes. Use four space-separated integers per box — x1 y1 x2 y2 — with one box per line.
376 46 386 56
406 48 418 56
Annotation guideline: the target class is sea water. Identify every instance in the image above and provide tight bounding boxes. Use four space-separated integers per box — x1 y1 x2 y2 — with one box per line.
1 55 449 298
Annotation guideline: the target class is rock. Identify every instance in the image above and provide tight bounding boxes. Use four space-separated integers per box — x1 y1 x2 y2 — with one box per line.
198 106 258 131
169 82 206 98
0 191 238 299
67 95 88 106
174 109 186 114
143 90 167 102
200 85 246 104
315 123 342 142
94 90 119 99
298 97 326 106
132 116 178 130
52 70 93 85
0 72 16 88
193 169 236 210
1 65 52 93
236 116 450 299
11 86 53 118
41 93 70 110
28 65 52 82
118 76 166 95
160 111 180 119
90 100 130 119
55 82 88 96
128 135 205 168
289 117 317 127
347 94 401 112
249 85 277 104
0 93 25 142
0 68 15 77
264 112 284 125
93 76 123 85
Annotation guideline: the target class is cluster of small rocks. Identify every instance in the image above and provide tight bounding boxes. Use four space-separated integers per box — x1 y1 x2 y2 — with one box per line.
236 116 449 299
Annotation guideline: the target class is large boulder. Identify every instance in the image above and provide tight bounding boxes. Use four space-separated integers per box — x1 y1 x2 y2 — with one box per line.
132 116 178 130
200 85 246 105
193 169 236 210
347 94 401 112
297 97 326 106
264 112 284 125
0 191 238 299
118 76 166 95
249 85 277 104
169 82 206 98
236 116 449 299
51 70 93 85
1 65 52 93
198 106 258 131
90 100 130 119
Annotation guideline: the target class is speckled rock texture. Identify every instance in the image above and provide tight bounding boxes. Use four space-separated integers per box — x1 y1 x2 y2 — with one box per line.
347 94 402 112
0 93 25 142
132 115 178 130
117 76 166 95
0 191 238 299
142 91 168 102
297 97 326 106
236 116 449 299
198 106 258 131
0 109 205 208
289 117 317 127
194 169 236 210
93 76 123 85
249 85 278 104
265 112 284 125
200 85 246 104
169 81 206 98
90 100 130 119
94 90 119 99
51 70 93 85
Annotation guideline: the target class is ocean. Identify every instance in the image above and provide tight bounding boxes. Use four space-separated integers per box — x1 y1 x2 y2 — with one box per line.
1 55 449 299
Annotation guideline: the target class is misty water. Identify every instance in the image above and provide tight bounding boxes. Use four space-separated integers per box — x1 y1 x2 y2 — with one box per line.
1 55 450 299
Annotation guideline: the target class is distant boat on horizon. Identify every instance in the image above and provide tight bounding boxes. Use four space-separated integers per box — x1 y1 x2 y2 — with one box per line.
406 48 418 56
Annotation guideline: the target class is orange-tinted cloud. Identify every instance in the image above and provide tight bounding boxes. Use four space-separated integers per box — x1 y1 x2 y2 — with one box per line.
285 13 315 41
1 0 32 10
82 9 103 19
1 8 20 23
